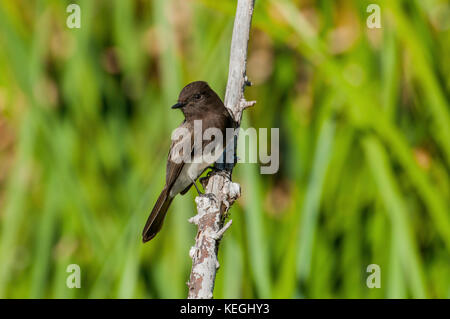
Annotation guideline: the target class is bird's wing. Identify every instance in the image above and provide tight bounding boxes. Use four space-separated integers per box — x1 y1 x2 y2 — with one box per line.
165 120 194 190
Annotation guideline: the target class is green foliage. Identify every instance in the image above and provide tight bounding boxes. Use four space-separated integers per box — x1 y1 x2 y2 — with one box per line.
0 0 449 298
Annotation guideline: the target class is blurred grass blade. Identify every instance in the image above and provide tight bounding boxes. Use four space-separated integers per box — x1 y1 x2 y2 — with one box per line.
297 118 335 281
363 136 427 298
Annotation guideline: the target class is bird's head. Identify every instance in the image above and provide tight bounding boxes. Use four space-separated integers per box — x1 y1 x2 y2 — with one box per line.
172 81 222 119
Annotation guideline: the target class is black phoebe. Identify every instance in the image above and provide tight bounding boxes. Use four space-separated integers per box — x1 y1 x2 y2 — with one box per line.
142 81 234 243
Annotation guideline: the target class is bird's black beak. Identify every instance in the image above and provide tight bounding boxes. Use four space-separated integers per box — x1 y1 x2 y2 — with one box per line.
171 102 185 109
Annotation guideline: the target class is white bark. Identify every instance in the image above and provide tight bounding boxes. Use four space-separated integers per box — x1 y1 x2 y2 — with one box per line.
187 0 256 299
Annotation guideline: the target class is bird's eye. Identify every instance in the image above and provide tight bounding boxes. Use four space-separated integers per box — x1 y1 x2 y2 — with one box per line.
193 94 201 100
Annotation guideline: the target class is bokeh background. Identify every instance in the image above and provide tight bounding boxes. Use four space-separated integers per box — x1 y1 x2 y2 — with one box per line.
0 0 449 299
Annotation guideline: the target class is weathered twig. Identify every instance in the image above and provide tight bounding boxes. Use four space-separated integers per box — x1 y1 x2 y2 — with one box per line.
187 0 256 299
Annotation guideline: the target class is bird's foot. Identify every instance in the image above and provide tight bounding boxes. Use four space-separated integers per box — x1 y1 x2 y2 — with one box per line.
192 180 204 196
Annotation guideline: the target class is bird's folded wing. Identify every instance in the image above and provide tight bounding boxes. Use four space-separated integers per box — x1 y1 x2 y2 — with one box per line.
165 120 194 189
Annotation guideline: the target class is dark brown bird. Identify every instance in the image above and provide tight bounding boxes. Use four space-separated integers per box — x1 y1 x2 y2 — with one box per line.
142 81 234 243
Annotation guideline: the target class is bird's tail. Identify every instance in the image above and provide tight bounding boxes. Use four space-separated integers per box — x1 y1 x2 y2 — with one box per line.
142 188 173 243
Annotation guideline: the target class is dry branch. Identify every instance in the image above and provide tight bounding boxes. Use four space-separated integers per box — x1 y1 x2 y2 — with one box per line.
187 0 256 299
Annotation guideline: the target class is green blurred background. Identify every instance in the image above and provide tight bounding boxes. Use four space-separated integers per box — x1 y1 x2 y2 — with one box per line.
0 0 449 299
